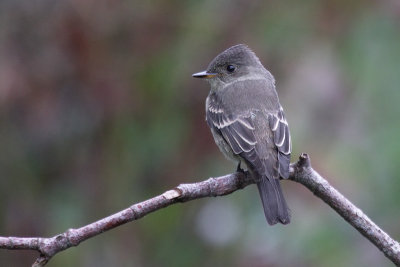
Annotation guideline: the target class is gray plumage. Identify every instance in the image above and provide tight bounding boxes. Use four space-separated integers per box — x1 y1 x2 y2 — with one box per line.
193 44 291 225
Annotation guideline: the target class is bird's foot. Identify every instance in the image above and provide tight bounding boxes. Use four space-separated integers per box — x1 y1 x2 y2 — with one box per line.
236 162 245 173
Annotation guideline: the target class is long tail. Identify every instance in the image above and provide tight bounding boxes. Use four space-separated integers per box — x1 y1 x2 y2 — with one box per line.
256 177 290 225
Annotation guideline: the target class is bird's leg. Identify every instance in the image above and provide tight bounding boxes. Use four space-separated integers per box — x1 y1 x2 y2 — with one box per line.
236 161 245 173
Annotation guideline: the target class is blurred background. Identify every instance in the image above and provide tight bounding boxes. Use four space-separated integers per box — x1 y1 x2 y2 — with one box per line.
1 0 400 266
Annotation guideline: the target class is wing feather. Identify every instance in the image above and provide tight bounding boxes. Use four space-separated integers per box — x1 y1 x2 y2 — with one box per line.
269 107 291 155
206 93 291 179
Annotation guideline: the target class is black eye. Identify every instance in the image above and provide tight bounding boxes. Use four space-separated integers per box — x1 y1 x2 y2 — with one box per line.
226 64 236 72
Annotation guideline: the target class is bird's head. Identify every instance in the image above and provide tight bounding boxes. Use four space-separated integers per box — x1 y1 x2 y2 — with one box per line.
192 44 265 86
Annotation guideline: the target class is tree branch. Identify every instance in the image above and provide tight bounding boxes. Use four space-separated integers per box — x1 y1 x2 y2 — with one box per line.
290 154 400 265
1 154 399 266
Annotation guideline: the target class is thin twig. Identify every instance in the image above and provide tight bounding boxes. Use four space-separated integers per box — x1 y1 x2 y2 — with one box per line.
0 154 399 266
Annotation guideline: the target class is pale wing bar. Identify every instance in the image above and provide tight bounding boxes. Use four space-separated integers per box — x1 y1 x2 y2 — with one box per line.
207 105 257 154
269 107 291 178
268 107 291 155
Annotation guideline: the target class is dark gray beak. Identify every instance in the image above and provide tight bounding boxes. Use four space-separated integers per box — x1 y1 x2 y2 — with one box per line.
192 70 217 79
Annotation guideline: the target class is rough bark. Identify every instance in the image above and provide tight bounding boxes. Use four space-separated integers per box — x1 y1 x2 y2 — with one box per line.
0 154 399 266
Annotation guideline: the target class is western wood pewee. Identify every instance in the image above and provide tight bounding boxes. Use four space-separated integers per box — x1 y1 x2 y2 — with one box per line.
192 44 291 225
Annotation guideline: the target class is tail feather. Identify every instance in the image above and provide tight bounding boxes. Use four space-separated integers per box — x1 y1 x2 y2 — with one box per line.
256 177 290 225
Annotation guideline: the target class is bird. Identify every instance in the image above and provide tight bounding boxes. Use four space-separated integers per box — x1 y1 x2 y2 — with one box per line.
192 44 291 225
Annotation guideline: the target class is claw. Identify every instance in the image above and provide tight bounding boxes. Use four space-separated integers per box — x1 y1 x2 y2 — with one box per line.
236 161 245 173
